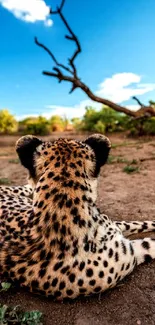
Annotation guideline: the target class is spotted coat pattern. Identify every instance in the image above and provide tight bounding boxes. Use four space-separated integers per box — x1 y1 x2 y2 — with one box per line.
0 134 155 300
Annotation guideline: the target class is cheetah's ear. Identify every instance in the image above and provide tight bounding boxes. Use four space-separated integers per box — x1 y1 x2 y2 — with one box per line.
16 135 42 177
85 134 111 176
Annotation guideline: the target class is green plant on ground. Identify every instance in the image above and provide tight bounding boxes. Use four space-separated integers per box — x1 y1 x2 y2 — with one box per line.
123 165 140 174
107 155 116 164
107 155 131 164
0 305 43 325
0 282 11 292
130 159 138 164
0 178 10 185
8 159 19 164
116 157 129 164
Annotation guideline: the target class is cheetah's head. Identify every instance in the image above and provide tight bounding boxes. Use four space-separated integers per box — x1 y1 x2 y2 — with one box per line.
16 134 111 200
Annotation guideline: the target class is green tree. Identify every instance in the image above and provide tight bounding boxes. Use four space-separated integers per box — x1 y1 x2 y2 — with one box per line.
81 106 127 133
0 109 18 134
93 120 105 133
149 100 155 107
82 106 100 131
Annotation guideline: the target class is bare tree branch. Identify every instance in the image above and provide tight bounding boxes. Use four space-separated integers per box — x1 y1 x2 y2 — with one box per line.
42 70 138 116
34 37 73 75
50 0 65 14
59 10 81 77
132 96 144 108
48 0 81 78
35 0 155 118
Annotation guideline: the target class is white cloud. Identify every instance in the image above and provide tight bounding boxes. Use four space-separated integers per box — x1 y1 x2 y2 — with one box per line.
126 105 139 111
44 18 53 27
46 100 102 119
96 73 155 103
0 0 53 26
16 99 101 121
16 100 95 121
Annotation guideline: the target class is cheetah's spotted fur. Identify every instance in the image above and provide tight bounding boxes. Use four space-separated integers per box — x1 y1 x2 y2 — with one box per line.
0 133 155 300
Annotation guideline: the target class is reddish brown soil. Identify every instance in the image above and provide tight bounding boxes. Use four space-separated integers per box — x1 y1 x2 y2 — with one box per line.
0 133 155 325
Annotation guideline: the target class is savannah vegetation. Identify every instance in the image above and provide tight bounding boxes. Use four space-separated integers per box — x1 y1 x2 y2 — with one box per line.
1 103 155 136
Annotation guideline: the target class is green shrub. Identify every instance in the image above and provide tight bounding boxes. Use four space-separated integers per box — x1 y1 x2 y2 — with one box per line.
123 165 139 174
93 120 105 133
126 117 155 136
0 110 18 134
0 282 11 292
19 116 50 136
81 106 100 131
80 106 129 133
0 305 43 325
143 117 155 135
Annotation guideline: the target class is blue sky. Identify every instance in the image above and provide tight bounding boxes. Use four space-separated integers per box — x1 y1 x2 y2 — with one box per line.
0 0 155 120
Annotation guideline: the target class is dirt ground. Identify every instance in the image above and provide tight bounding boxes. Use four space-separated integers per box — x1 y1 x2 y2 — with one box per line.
0 132 155 325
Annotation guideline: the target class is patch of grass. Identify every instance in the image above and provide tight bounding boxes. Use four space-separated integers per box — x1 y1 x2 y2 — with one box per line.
111 143 118 149
8 159 19 164
107 155 116 164
123 165 140 174
116 157 129 164
0 305 43 325
108 156 139 169
0 282 11 292
108 155 130 164
111 141 135 149
0 178 10 185
130 159 138 165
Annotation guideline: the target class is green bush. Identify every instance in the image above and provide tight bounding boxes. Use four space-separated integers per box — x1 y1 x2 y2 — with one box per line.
0 105 155 136
93 120 105 133
0 109 18 134
79 105 155 135
78 106 99 131
80 106 128 133
125 117 155 136
19 116 50 136
143 117 155 135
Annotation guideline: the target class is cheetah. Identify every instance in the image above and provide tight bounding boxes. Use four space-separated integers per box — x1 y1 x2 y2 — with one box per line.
0 183 33 213
0 133 155 300
0 184 33 200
